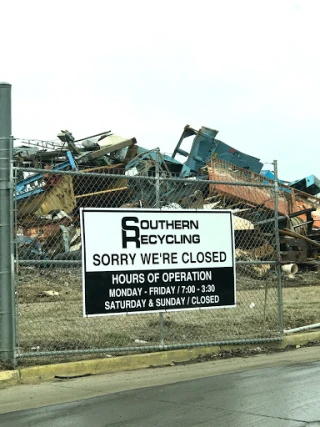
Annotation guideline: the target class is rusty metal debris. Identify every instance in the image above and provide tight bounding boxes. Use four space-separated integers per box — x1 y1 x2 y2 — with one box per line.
14 125 320 269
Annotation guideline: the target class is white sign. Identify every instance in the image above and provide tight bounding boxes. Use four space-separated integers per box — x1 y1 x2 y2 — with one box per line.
81 208 236 316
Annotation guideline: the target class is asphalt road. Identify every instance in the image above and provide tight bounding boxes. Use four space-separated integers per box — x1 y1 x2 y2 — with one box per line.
1 356 320 426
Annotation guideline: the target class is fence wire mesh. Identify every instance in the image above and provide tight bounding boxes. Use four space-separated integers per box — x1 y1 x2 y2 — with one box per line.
276 184 320 334
14 162 283 363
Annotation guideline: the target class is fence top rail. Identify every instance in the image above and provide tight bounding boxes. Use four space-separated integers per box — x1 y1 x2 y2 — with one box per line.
14 166 275 188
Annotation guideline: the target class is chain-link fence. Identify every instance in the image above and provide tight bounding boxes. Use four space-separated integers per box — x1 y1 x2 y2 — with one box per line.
277 183 320 336
0 83 317 367
13 160 284 364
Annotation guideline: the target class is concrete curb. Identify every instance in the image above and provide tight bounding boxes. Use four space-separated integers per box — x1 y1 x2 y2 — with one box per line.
0 370 20 386
1 331 319 386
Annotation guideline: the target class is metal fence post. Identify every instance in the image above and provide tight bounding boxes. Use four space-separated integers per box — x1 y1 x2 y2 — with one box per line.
155 148 165 346
155 148 160 209
0 83 16 365
273 160 284 335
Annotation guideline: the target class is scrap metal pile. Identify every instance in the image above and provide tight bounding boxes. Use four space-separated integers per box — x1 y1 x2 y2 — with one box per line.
14 125 320 272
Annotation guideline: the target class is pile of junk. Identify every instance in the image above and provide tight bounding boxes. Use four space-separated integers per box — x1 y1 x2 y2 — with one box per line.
14 125 320 278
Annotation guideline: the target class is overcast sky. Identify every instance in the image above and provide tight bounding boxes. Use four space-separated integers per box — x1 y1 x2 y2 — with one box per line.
1 0 319 181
